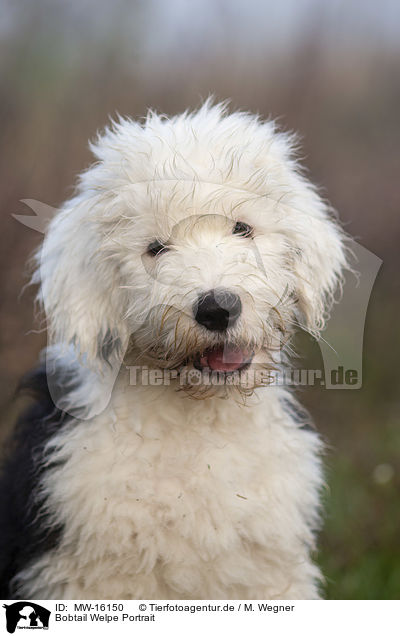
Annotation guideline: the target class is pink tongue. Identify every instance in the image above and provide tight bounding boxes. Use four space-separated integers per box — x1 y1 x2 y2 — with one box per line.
205 346 245 372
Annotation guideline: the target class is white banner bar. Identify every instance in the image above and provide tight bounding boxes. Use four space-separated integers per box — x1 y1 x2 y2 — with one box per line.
1 600 399 636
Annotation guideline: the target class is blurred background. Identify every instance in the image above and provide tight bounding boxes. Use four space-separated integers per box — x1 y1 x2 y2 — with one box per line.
0 0 399 599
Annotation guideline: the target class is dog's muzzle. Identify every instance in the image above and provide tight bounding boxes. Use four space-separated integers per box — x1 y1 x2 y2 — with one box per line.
193 288 242 332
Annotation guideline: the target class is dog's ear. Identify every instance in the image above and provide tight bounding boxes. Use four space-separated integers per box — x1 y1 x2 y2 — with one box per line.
289 197 348 337
34 192 130 371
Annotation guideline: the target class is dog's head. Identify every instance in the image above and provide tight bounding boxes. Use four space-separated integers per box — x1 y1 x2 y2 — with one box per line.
36 102 347 402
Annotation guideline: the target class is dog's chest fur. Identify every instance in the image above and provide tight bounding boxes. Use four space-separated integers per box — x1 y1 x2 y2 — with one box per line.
16 383 322 599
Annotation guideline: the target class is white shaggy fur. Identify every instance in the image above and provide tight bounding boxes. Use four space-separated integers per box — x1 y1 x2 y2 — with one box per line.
18 102 346 599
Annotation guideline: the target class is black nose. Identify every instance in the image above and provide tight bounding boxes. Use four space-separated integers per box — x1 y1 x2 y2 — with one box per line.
193 288 242 332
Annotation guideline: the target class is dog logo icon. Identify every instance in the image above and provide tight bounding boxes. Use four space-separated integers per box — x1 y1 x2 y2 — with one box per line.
3 602 50 633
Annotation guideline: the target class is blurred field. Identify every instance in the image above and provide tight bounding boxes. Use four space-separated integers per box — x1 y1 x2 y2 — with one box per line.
0 0 399 599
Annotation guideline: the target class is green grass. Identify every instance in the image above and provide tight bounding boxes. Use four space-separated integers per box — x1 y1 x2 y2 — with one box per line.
297 294 400 600
318 449 400 599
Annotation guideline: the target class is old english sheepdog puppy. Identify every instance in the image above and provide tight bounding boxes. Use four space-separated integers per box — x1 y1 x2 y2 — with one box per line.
0 102 347 599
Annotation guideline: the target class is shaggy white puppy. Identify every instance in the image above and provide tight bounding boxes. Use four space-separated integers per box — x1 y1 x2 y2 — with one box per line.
4 102 347 599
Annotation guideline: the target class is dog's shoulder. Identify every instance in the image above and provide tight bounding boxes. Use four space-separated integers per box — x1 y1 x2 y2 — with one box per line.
0 366 69 598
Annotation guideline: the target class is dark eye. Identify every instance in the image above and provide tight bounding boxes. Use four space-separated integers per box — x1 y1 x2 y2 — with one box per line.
233 221 253 237
147 240 168 256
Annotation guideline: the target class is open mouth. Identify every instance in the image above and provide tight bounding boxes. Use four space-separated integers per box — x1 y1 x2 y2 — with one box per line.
192 345 254 373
